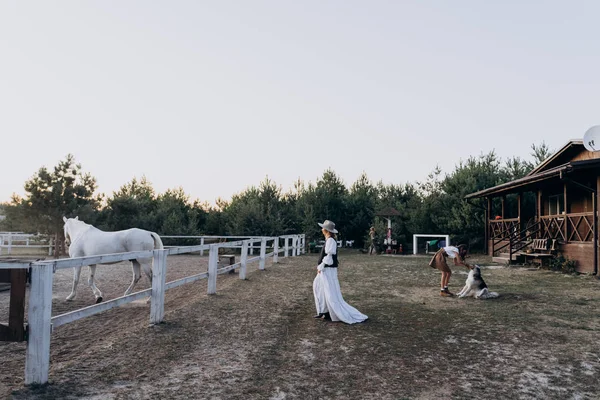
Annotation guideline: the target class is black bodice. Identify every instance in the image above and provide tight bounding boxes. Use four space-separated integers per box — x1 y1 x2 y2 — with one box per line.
318 243 338 268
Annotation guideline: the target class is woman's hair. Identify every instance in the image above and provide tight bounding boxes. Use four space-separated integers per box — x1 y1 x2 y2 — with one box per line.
457 244 467 253
324 229 337 240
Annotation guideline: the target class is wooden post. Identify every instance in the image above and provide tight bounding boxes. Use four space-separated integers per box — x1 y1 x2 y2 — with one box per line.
7 234 12 255
150 249 167 325
48 238 53 256
292 236 297 257
273 238 279 263
284 237 289 257
259 238 267 270
486 197 491 255
25 263 54 385
240 240 249 280
537 190 542 238
517 193 522 240
199 237 205 256
594 177 599 276
301 234 306 254
501 196 505 219
9 269 27 341
207 245 218 295
564 183 568 240
593 187 598 276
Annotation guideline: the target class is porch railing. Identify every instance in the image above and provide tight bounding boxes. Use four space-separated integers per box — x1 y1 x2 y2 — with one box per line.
539 212 595 243
491 212 596 258
489 218 519 240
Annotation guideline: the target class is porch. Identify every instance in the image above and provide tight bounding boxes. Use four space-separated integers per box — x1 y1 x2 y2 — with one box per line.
466 155 600 274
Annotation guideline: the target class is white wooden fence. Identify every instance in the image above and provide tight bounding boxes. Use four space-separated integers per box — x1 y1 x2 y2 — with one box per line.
0 233 306 385
0 233 54 256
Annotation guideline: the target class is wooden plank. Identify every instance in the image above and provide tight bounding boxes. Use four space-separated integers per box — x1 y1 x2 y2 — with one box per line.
33 251 153 270
239 241 248 280
207 245 217 295
0 262 31 270
273 238 279 263
167 244 210 256
25 263 53 385
165 272 209 290
51 288 152 328
259 238 267 270
150 250 167 325
0 324 17 341
217 262 241 275
9 269 27 341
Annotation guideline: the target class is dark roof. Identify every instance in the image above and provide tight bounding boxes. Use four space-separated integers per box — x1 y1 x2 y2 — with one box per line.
465 158 600 199
375 207 401 216
527 139 583 176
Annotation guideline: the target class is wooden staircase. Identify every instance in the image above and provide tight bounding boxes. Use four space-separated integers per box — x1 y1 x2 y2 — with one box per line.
492 222 542 265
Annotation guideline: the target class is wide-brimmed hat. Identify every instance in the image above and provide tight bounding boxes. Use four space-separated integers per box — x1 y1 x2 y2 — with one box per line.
318 220 338 233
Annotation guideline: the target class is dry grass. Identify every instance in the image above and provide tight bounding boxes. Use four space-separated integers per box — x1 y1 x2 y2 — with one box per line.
2 251 600 399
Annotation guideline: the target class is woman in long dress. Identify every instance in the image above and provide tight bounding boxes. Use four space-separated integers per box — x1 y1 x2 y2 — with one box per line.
313 220 368 324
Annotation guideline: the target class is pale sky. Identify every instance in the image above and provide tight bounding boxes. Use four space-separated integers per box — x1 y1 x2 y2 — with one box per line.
1 1 599 205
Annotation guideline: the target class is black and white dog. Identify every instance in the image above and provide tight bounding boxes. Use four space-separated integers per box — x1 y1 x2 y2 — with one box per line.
457 265 499 299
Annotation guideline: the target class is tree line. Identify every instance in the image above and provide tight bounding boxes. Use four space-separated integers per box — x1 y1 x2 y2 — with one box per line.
0 144 553 254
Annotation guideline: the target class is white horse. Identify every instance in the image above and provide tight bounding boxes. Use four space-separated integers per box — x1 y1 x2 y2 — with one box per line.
63 216 164 303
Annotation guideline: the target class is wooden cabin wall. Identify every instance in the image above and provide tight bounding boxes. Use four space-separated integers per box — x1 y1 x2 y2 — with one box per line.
561 243 594 273
571 149 600 162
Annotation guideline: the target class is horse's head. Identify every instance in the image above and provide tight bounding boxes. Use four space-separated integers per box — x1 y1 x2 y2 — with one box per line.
62 216 79 246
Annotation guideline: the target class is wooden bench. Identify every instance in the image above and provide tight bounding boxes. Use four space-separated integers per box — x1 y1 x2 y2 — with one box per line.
218 254 236 274
523 239 556 266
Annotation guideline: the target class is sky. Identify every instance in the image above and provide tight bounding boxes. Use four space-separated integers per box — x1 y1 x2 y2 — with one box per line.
1 1 599 205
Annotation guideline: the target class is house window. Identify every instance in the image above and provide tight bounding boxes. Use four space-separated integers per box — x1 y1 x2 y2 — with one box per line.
548 194 564 215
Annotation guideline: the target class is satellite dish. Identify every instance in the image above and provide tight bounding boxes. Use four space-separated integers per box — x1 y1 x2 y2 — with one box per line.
583 125 600 152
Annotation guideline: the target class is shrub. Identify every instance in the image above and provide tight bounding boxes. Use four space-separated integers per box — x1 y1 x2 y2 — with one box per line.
548 253 578 274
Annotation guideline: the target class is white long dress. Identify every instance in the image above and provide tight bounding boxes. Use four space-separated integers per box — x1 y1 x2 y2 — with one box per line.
313 237 368 324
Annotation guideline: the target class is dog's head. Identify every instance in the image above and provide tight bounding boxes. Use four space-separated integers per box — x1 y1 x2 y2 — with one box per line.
472 265 482 278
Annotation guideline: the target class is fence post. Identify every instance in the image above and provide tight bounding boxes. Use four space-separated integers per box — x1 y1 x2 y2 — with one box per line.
207 244 218 294
240 240 249 280
25 263 54 385
150 249 168 325
48 238 53 256
8 234 12 255
273 237 279 263
292 236 297 257
199 237 205 256
259 238 267 270
284 237 289 257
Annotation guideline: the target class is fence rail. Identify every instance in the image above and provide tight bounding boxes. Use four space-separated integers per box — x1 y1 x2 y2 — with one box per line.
0 233 305 385
0 233 55 256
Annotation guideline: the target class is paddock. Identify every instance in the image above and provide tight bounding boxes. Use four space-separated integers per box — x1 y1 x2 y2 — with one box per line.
2 252 600 399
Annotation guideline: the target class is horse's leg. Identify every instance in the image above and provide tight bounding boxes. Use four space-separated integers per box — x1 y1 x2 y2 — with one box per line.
88 265 103 303
66 266 82 301
140 259 153 284
124 260 142 296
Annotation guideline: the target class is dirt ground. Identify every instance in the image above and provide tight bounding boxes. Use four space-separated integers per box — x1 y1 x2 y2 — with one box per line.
2 251 600 399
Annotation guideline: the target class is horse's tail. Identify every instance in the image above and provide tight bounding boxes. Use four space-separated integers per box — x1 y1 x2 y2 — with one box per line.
151 232 164 250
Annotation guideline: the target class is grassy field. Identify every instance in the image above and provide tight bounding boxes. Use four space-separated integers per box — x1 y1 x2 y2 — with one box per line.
4 251 600 399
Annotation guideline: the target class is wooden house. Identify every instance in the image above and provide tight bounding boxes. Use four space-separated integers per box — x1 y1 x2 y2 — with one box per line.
465 140 599 274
